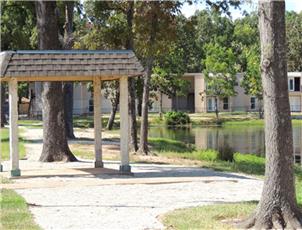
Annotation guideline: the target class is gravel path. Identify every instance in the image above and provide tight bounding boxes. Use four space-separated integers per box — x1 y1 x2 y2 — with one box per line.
4 127 263 230
15 163 262 230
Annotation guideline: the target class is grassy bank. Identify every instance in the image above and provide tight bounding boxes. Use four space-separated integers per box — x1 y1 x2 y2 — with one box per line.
0 128 26 160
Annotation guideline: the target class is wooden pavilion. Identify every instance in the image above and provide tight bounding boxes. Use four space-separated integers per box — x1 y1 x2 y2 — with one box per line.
0 50 144 176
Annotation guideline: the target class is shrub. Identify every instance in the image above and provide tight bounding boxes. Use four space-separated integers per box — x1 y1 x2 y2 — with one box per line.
218 144 234 162
196 149 218 161
164 111 190 126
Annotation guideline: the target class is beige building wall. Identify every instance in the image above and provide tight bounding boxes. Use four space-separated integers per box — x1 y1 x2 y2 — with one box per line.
151 93 172 112
73 83 114 114
73 83 91 114
193 73 206 113
230 73 261 112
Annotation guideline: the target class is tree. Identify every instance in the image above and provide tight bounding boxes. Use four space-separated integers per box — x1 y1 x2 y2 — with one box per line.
0 84 7 127
35 0 77 162
135 1 182 154
63 1 76 139
240 1 302 228
151 67 189 117
233 12 259 71
240 45 263 118
74 2 139 151
203 42 237 120
125 1 139 152
1 1 36 122
103 81 119 130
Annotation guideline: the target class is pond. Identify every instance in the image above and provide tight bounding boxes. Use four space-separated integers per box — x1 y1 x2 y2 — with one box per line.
149 124 302 164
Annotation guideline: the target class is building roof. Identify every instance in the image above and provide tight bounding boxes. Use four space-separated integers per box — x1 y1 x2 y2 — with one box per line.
0 50 144 81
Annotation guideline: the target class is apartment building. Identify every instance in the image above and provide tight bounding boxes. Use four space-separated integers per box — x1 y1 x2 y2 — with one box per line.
27 72 301 115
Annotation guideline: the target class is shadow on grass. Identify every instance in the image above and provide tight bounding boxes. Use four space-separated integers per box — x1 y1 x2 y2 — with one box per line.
149 138 194 153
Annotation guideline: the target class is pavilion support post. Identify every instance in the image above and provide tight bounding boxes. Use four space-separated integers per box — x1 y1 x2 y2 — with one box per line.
119 76 131 173
9 78 20 177
93 76 103 168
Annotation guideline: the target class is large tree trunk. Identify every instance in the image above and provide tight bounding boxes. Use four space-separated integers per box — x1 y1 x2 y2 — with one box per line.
129 78 138 151
241 1 302 228
27 89 35 118
138 1 158 155
106 91 119 130
126 2 138 152
139 57 153 154
126 1 138 152
214 97 219 121
258 99 264 119
36 0 76 162
0 84 7 127
137 93 142 117
159 91 163 119
63 1 75 139
63 83 75 139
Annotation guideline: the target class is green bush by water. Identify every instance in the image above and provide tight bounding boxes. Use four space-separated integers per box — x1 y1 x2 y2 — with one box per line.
164 111 190 126
218 144 234 162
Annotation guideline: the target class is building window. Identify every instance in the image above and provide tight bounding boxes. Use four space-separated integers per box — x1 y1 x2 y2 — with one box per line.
289 78 294 91
89 99 93 112
251 97 256 110
294 77 301 91
207 98 214 111
223 97 228 110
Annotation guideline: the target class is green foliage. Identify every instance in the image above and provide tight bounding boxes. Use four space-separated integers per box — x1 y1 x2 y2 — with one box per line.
241 46 262 99
74 11 129 50
195 149 218 161
18 82 29 101
233 12 259 71
151 66 190 98
1 1 36 50
286 11 302 71
134 1 182 60
164 111 191 126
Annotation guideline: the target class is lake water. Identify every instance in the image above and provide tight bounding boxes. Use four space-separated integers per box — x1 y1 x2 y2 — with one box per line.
149 124 302 164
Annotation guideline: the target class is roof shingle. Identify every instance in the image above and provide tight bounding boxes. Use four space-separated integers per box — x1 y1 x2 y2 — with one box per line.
0 50 144 80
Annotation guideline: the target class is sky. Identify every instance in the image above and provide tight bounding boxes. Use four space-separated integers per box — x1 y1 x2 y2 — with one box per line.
181 0 302 19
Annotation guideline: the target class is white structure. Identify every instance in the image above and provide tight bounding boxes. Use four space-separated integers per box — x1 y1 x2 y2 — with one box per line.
0 50 144 176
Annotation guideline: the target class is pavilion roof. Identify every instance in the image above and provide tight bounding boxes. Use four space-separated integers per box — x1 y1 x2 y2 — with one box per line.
0 50 144 81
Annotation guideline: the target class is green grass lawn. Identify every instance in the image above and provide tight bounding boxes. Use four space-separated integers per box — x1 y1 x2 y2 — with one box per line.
224 119 302 126
0 128 26 160
161 202 257 230
0 127 39 229
0 188 40 230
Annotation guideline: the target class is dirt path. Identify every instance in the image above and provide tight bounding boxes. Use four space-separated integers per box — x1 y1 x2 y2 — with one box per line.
2 127 263 230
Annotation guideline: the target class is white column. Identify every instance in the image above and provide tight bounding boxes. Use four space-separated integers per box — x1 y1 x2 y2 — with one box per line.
119 76 131 173
93 77 103 168
9 78 20 176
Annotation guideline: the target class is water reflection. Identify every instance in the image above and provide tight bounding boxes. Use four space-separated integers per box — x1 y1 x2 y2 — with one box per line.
149 125 302 164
